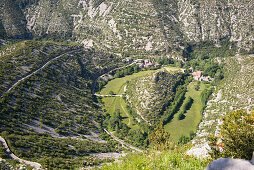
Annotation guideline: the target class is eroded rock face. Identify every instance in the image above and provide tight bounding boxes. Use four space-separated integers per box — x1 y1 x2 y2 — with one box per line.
1 0 254 53
205 156 254 170
178 0 254 52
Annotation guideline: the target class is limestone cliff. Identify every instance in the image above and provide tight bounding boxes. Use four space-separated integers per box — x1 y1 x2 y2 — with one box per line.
1 0 254 53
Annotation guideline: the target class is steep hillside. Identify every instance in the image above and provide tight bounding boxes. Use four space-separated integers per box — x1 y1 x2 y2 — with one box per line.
25 0 254 53
177 0 254 52
0 0 253 54
0 40 126 168
188 54 254 158
25 0 168 56
0 0 253 168
0 0 30 38
126 71 184 125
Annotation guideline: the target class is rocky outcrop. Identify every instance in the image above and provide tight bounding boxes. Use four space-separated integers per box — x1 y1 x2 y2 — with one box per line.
177 0 254 52
205 152 254 170
126 71 183 124
1 0 254 53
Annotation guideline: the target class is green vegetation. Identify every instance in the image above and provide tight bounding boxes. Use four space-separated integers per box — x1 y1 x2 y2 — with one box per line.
178 97 194 120
126 71 186 126
1 131 119 169
99 66 193 149
1 0 253 169
165 81 210 142
161 82 187 125
100 69 165 148
183 39 237 59
0 145 8 159
99 149 209 170
200 88 214 114
149 123 172 151
99 68 162 95
208 110 254 160
0 40 127 168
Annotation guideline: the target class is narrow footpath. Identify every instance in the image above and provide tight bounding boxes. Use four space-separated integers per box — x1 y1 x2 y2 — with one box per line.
92 120 143 153
0 136 41 169
103 129 143 153
1 48 81 97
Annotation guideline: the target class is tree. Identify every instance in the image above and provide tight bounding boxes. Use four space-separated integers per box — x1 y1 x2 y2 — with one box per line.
0 146 8 159
208 110 254 160
108 91 115 95
149 123 173 150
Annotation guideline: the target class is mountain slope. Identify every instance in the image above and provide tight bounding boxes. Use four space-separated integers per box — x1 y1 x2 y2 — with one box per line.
0 0 253 54
0 0 30 38
0 40 126 168
188 54 254 158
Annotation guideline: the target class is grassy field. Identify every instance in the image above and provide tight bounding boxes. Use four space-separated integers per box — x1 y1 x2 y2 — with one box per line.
99 66 182 95
98 149 209 170
99 69 160 95
102 97 133 125
99 66 186 132
100 69 161 129
164 81 209 142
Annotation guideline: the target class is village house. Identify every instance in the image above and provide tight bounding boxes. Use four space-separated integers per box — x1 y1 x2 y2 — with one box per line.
135 59 143 63
192 71 211 81
122 57 133 63
136 63 144 68
169 55 186 62
192 71 202 81
144 59 151 65
145 63 153 68
154 62 160 67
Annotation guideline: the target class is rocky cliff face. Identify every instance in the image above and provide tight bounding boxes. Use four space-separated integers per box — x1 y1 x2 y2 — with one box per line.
1 0 254 53
178 0 254 52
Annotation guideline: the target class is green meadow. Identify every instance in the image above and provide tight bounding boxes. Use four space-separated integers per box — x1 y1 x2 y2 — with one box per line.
165 81 210 142
98 66 205 141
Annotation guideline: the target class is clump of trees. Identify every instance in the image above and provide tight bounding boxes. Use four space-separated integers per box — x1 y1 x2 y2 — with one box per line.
208 110 254 160
200 88 213 114
160 75 192 125
178 131 195 145
103 110 148 148
0 145 8 159
149 123 173 151
178 97 193 120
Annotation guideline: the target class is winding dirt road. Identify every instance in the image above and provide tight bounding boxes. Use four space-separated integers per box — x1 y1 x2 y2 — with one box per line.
0 48 82 168
94 94 123 97
103 129 143 153
5 49 81 94
92 120 143 153
0 136 41 169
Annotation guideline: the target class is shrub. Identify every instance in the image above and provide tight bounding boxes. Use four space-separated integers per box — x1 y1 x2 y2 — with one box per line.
178 111 185 120
108 91 115 95
208 110 254 160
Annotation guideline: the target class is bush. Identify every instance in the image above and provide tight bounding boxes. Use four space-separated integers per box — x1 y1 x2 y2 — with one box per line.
0 145 8 159
208 110 254 160
178 111 185 120
200 88 213 114
108 91 115 95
